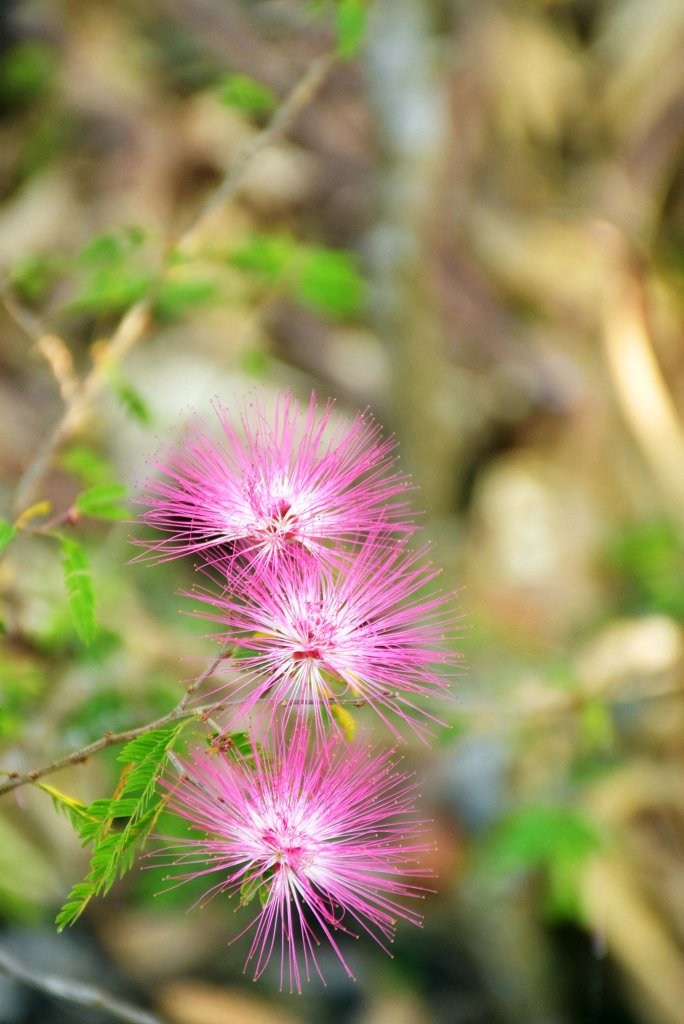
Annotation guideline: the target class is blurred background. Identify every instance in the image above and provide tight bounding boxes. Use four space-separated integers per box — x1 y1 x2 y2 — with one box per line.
2 1 684 1022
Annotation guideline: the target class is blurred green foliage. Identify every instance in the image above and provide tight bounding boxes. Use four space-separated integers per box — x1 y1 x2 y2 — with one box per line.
76 483 129 521
108 369 154 426
60 536 97 646
229 233 365 318
0 657 47 741
216 73 275 115
0 817 60 922
238 347 272 377
335 0 367 58
604 518 684 620
0 518 16 553
481 805 602 921
10 253 63 305
60 445 115 486
0 40 57 108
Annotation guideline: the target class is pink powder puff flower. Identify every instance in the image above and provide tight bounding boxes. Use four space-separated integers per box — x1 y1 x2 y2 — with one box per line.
191 536 460 741
136 392 413 574
157 727 430 991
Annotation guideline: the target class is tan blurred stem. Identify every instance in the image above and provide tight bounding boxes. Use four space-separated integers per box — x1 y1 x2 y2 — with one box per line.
458 681 684 729
0 286 78 402
582 857 684 1024
0 947 164 1024
13 299 151 515
601 264 684 517
10 52 334 516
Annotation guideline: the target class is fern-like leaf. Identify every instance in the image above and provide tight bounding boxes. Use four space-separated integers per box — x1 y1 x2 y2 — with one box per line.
56 721 186 930
60 535 97 645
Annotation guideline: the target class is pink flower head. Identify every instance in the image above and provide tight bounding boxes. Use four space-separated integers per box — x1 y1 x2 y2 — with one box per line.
192 536 460 741
157 727 430 991
137 392 413 575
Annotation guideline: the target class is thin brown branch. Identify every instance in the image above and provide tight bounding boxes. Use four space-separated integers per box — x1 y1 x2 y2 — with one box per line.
0 704 197 797
0 641 370 797
179 53 334 252
4 665 683 798
11 51 334 515
0 646 230 798
0 947 165 1024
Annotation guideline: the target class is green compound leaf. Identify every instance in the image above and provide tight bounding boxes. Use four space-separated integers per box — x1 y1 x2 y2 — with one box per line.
77 232 126 268
76 483 128 521
205 730 259 769
77 228 146 268
216 73 275 115
0 518 16 554
56 722 186 930
223 730 253 760
336 0 366 59
60 536 97 646
70 230 153 314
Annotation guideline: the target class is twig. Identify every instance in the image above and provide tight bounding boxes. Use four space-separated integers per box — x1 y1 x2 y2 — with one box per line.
0 646 230 798
12 298 151 514
0 703 201 798
4 666 683 798
0 947 164 1024
179 53 334 251
0 646 369 798
10 52 334 515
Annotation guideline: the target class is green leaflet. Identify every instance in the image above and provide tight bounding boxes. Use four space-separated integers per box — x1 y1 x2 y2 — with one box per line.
216 73 275 115
38 783 95 832
59 536 97 645
229 233 365 320
56 722 186 930
154 277 218 321
60 445 114 486
108 369 153 426
75 483 128 521
336 0 366 59
240 869 272 909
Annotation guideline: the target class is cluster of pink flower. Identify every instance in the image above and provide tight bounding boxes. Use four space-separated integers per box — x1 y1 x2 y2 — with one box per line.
139 392 459 991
